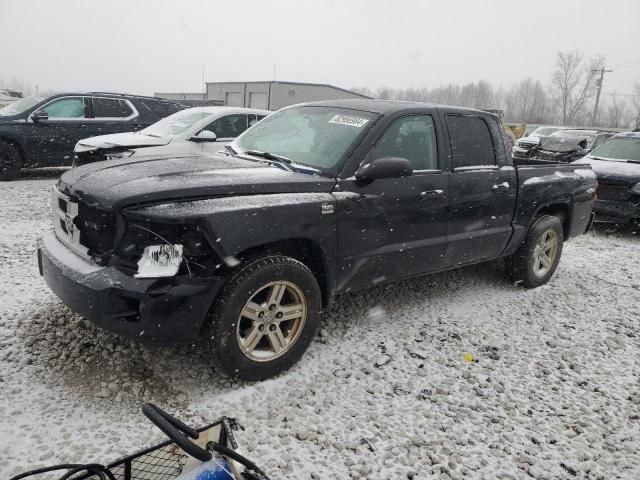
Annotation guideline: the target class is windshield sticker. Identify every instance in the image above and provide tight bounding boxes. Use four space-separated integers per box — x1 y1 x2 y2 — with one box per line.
328 114 369 128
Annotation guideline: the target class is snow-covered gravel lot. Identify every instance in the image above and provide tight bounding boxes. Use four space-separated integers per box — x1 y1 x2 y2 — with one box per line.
1 172 639 479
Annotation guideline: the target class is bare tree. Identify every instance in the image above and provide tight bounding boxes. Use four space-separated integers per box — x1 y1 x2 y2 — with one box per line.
604 95 630 128
351 87 374 98
550 50 603 125
504 78 551 123
633 81 640 130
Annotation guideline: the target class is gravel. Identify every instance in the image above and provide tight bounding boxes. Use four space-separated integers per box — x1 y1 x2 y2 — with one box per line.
1 173 639 479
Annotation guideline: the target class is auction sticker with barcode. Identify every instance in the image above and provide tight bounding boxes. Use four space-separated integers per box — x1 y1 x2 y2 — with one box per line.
328 114 369 127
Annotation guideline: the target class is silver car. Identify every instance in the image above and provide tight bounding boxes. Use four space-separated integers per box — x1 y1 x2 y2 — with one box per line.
74 106 270 166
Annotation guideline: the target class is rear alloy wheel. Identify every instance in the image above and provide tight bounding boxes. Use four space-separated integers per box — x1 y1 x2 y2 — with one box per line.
206 255 321 381
0 141 22 181
532 229 559 277
507 215 564 288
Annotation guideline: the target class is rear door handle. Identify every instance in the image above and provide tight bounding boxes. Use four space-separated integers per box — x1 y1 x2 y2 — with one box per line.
420 189 445 198
492 182 510 193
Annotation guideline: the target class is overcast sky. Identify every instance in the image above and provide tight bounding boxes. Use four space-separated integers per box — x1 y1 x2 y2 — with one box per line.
2 0 639 97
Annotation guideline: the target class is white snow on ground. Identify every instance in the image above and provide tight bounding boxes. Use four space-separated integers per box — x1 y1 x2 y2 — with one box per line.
1 173 640 479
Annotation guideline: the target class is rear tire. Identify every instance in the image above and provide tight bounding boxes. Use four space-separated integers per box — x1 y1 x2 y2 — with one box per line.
506 215 564 288
205 255 321 381
0 141 22 181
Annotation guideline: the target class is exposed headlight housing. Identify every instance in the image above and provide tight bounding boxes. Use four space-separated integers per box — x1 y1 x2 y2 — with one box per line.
631 182 640 195
135 244 183 278
106 150 134 160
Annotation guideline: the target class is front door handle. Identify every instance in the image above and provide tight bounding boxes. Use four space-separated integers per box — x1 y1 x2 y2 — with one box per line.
492 182 510 193
420 189 445 199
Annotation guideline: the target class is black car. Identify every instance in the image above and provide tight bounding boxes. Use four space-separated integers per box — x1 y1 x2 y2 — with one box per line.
514 129 614 161
575 132 640 224
37 99 596 380
0 91 186 180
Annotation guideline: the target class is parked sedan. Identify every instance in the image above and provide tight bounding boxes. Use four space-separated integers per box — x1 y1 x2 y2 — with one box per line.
74 106 270 166
574 132 640 224
0 92 186 180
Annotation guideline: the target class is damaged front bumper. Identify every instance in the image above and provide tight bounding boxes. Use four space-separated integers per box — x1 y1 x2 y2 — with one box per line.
37 231 224 344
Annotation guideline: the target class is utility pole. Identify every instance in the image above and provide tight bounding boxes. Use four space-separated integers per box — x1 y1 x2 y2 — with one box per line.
591 66 613 126
202 64 206 99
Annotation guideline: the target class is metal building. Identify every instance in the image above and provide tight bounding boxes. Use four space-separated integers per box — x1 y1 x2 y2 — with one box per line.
205 81 371 110
154 92 222 108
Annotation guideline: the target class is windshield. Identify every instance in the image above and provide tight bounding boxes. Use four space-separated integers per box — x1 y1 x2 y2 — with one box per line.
532 127 561 136
141 109 210 137
233 106 378 172
590 136 640 162
552 130 594 139
0 93 47 116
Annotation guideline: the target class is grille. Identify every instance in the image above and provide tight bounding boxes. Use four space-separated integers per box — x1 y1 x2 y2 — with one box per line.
597 183 631 202
51 186 116 257
536 150 561 161
78 202 116 255
51 186 88 257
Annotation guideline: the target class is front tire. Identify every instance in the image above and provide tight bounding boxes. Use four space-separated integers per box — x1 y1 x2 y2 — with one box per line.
507 215 564 288
0 141 22 181
206 255 321 381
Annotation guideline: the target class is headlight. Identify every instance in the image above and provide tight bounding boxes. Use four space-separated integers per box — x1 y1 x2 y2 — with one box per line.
135 244 183 278
631 183 640 195
106 150 134 160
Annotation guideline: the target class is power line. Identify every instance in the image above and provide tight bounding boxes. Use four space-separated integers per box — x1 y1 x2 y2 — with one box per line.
608 60 640 67
603 92 640 97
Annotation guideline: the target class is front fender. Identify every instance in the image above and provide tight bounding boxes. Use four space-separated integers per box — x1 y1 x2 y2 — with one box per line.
127 192 338 272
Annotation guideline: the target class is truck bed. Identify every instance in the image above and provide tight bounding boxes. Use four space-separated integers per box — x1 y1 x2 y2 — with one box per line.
505 160 597 254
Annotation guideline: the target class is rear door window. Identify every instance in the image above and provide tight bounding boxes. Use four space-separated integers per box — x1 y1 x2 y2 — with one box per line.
144 100 182 118
446 115 497 168
92 98 133 118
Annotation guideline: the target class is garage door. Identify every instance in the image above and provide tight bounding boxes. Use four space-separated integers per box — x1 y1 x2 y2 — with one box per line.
249 92 268 110
225 92 243 107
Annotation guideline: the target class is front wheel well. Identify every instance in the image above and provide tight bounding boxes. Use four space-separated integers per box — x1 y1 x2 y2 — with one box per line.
0 136 25 162
231 239 331 307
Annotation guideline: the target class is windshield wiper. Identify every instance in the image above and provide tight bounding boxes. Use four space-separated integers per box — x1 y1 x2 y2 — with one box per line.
243 150 294 171
224 145 237 156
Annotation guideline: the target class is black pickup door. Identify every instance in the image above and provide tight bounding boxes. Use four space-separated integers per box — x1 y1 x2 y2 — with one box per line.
442 113 517 266
334 107 517 292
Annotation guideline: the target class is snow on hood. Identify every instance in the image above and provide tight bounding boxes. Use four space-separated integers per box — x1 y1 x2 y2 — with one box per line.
576 156 640 184
74 132 172 153
58 153 335 210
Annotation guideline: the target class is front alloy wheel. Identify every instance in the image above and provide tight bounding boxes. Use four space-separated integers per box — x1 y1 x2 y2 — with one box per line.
207 255 321 381
237 281 307 362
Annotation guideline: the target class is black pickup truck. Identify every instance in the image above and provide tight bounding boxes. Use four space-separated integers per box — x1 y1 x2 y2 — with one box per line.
38 100 597 380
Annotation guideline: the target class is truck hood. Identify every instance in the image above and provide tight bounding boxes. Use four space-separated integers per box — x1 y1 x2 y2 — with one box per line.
576 156 640 184
58 153 336 210
74 132 172 153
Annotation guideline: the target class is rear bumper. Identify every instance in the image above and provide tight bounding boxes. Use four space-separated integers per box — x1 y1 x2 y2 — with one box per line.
37 231 224 344
593 199 640 224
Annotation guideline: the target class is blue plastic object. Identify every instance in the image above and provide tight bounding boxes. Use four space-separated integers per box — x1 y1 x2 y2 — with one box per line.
176 457 234 480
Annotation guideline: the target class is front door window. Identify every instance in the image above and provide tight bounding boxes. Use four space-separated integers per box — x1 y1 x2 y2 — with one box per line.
40 97 88 119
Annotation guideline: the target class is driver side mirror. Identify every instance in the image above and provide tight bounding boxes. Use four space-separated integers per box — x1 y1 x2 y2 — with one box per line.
189 130 217 142
355 156 413 183
31 110 49 122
